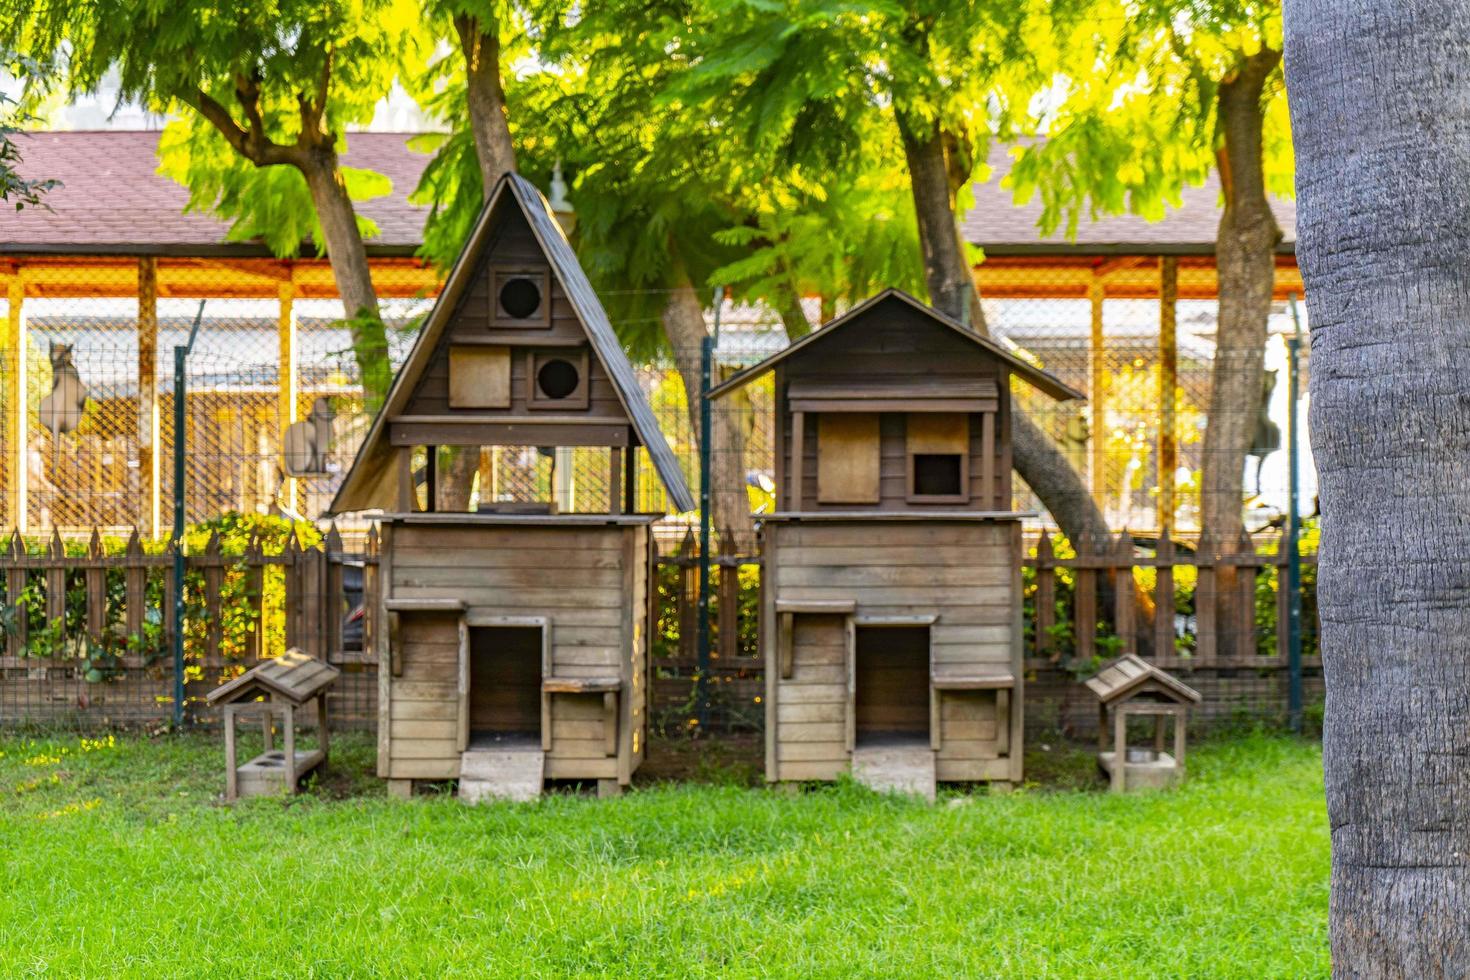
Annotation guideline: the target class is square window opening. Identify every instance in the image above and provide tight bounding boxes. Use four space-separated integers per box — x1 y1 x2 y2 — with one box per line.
912 453 963 498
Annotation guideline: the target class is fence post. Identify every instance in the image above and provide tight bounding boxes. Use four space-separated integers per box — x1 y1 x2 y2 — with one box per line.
1155 531 1175 660
124 529 144 647
1073 534 1098 666
5 531 24 658
245 531 264 662
85 530 105 644
1112 530 1135 655
1035 535 1055 660
170 302 206 727
717 527 739 663
324 523 344 658
1236 529 1258 659
45 530 64 640
1196 535 1217 665
203 531 222 671
677 529 696 664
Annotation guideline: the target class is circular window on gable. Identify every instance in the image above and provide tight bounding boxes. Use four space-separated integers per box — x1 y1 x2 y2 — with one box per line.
499 277 542 319
537 358 581 400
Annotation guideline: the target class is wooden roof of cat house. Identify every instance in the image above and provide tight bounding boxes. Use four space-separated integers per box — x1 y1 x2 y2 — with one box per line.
206 648 341 708
708 290 1082 516
708 289 1085 404
1084 653 1202 707
329 172 695 516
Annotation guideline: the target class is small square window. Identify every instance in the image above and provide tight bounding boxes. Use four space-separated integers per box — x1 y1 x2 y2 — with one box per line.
912 454 963 497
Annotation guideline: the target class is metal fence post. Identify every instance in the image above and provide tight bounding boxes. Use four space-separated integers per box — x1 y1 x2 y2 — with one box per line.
172 301 206 729
1286 293 1305 732
696 292 721 731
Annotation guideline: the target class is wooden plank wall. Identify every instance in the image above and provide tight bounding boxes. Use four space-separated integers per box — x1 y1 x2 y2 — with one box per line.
383 521 637 782
765 520 1019 782
789 412 1009 511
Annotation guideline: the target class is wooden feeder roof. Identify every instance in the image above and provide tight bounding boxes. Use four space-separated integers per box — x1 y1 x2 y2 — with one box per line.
1084 653 1202 706
329 171 695 515
206 649 340 708
708 289 1086 403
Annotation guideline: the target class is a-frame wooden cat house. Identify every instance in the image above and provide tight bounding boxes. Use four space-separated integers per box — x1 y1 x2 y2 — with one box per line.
331 172 694 801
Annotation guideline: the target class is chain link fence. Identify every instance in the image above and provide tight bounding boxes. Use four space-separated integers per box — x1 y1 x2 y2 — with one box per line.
0 259 1316 733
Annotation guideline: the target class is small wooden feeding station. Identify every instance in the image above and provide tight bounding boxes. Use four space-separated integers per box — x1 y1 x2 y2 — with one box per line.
709 290 1084 798
207 649 340 801
1085 653 1202 792
329 172 694 803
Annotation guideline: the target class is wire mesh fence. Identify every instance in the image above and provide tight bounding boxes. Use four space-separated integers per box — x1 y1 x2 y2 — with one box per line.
0 257 1316 734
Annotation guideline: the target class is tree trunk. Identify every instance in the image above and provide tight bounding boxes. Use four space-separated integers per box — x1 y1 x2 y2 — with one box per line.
436 15 519 512
455 12 517 187
1201 49 1284 547
299 151 392 407
896 111 1111 550
777 295 813 341
1200 49 1284 657
663 280 756 547
1286 1 1470 971
896 111 986 330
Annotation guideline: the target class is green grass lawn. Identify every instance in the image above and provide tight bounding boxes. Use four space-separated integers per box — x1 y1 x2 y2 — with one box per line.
0 731 1327 978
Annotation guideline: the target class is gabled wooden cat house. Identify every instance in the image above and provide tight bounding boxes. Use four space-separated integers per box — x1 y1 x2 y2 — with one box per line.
710 291 1083 796
330 173 694 801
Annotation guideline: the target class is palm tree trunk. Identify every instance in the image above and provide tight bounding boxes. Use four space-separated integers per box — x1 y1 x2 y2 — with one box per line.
1286 1 1470 969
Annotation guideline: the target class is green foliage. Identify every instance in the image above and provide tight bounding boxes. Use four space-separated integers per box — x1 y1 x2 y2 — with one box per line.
156 124 392 258
2 514 321 686
0 52 60 210
1007 0 1292 237
1253 518 1320 659
9 0 426 243
0 731 1329 974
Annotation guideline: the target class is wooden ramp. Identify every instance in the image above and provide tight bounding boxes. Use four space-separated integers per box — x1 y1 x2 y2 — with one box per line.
851 736 936 802
459 735 544 803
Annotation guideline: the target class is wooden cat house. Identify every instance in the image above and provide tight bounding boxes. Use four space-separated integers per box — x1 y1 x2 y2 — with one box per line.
709 291 1083 797
1086 653 1201 792
330 173 694 801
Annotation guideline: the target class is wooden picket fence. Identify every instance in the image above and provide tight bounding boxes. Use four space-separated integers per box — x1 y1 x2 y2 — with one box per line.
0 526 380 727
651 529 764 733
0 523 1318 735
1027 530 1319 672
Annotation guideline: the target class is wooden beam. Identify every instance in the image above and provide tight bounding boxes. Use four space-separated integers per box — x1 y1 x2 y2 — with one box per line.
278 280 298 514
1088 276 1106 507
1094 255 1149 278
608 446 622 515
5 275 25 533
138 258 161 538
1158 257 1179 536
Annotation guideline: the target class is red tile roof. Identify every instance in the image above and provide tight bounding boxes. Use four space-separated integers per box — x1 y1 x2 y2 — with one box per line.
2 130 1296 257
964 142 1297 254
2 130 429 255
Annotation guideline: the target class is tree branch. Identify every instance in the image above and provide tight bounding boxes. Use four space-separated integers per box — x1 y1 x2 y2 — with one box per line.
189 87 301 168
